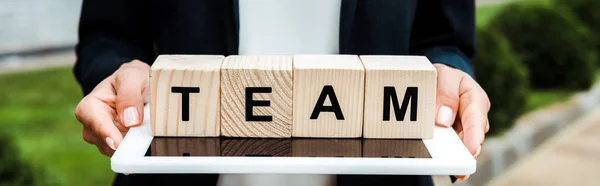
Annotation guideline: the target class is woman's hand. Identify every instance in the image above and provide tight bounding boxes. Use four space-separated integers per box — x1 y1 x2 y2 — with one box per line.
433 64 490 181
75 60 149 157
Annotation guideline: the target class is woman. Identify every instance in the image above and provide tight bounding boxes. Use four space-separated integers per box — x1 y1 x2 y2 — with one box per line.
73 0 489 185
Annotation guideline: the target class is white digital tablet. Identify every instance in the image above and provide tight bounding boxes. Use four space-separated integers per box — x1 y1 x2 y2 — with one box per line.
111 105 476 175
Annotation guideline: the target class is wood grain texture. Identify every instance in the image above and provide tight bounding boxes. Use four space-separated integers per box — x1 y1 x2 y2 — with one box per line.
293 55 365 138
361 55 436 139
292 139 361 157
150 55 224 137
362 139 431 158
151 138 220 156
221 139 291 156
220 55 293 137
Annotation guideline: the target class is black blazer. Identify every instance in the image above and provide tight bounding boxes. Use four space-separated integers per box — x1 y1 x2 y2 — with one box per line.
74 0 474 95
74 0 472 185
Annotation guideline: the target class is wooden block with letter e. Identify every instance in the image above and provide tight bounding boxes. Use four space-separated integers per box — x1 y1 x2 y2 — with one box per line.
293 55 365 138
221 55 293 138
361 55 436 139
150 55 223 137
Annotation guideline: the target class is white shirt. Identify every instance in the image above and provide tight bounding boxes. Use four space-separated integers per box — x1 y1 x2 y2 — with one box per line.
237 0 341 55
219 0 341 186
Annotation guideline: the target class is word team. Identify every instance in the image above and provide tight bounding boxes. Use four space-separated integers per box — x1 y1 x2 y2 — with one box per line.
150 54 436 139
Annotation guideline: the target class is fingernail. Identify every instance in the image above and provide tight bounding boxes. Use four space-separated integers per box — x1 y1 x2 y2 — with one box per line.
437 106 453 127
458 175 470 181
106 137 116 150
474 146 482 157
123 107 139 127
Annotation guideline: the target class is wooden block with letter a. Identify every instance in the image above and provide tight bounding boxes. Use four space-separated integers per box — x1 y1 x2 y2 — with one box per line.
220 55 293 137
361 55 436 139
293 55 365 138
150 55 223 136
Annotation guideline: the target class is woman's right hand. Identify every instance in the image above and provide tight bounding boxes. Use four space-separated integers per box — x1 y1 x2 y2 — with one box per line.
75 60 150 157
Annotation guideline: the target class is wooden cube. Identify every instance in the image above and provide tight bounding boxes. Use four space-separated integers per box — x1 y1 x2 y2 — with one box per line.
292 139 361 157
150 55 223 136
220 55 293 138
293 55 365 138
361 56 436 139
151 138 220 156
221 139 292 156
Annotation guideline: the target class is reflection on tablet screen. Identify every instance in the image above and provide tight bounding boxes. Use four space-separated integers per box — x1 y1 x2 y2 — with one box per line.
147 138 431 158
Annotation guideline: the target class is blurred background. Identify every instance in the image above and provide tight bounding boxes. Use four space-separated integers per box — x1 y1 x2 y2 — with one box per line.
1 0 600 185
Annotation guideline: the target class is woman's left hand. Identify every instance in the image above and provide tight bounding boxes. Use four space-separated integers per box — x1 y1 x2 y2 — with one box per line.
433 64 491 181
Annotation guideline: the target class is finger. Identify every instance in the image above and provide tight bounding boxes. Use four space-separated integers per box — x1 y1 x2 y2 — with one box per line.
86 127 118 157
474 146 482 158
433 64 462 127
458 76 491 155
485 118 490 134
453 117 463 134
457 131 464 141
454 118 465 140
114 61 149 128
95 136 116 157
75 97 124 151
82 127 97 145
109 109 130 136
455 175 469 181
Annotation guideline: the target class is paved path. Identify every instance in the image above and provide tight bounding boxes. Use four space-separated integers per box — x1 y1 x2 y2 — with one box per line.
0 51 74 74
486 107 600 186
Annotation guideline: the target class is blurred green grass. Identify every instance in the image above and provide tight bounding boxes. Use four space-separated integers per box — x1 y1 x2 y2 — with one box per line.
0 67 113 186
527 90 575 111
524 70 600 111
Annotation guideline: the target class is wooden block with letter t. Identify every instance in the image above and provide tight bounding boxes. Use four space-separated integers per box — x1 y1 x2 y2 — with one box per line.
293 55 365 138
150 55 223 137
220 55 293 138
361 55 436 139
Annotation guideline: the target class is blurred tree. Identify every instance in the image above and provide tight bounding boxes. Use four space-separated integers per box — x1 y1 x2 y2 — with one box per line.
489 3 597 90
555 0 600 66
474 28 530 136
0 133 35 186
0 132 58 186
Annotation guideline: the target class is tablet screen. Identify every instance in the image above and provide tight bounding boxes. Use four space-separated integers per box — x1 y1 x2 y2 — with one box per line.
146 138 431 158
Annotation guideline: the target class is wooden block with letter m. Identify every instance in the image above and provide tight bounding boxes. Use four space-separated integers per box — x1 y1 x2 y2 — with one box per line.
361 55 436 139
150 55 224 137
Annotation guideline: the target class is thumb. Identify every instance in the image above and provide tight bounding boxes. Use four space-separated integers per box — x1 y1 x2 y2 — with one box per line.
75 94 125 151
114 60 150 128
434 64 462 127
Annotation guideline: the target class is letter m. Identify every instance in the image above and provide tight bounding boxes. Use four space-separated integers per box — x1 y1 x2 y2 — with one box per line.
383 87 418 121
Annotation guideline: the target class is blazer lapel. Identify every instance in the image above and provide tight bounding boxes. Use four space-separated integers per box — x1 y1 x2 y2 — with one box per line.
339 0 357 54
